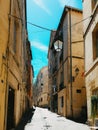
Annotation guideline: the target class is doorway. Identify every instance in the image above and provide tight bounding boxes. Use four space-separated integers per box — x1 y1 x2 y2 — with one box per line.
7 86 15 130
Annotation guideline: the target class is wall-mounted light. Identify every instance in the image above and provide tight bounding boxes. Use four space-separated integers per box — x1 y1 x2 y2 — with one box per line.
75 67 79 76
54 40 63 52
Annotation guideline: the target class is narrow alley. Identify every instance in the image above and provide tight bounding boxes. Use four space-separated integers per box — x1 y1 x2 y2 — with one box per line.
25 107 90 130
0 0 98 130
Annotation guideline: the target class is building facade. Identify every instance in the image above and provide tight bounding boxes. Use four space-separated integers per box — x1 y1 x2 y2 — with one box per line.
0 0 33 130
48 30 57 112
83 0 98 125
34 66 49 108
26 40 34 108
48 6 87 121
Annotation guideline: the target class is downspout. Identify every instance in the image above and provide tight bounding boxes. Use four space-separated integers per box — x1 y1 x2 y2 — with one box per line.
4 0 11 130
69 9 73 118
25 0 27 29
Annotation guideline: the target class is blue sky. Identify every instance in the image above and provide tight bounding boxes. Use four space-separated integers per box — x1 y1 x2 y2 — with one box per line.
27 0 82 82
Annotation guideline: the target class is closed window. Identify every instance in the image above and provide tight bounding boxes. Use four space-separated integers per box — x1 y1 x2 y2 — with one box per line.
76 89 81 93
40 73 43 78
41 98 43 102
13 21 17 53
92 23 98 60
91 89 98 117
13 20 19 54
61 96 64 107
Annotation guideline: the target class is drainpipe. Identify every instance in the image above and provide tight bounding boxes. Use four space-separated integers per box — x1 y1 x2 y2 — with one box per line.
4 0 11 130
69 9 73 118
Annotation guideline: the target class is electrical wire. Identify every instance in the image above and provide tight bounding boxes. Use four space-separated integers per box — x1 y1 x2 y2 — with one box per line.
27 21 51 31
9 14 51 32
8 13 92 33
71 15 92 27
30 30 48 33
5 29 48 34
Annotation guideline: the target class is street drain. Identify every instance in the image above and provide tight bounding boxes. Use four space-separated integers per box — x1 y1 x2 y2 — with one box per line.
57 115 62 117
57 119 65 122
43 117 47 119
44 125 51 128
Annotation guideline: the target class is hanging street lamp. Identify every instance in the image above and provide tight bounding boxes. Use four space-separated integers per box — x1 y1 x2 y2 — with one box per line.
54 40 63 52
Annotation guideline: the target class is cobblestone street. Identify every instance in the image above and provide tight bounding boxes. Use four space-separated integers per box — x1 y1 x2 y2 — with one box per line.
25 107 90 130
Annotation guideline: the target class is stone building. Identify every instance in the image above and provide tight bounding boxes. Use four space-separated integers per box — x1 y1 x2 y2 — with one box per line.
34 66 49 108
0 0 33 130
26 40 34 108
48 6 87 121
48 30 57 111
83 0 98 125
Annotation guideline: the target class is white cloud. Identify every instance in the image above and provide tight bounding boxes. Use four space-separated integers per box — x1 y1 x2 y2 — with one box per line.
31 41 48 52
59 0 70 7
32 0 51 15
59 0 66 7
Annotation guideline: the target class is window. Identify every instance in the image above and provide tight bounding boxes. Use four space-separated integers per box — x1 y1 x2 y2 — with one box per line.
40 73 43 78
13 21 19 53
59 82 64 90
41 98 43 102
41 83 43 86
76 89 81 93
13 21 17 53
61 96 64 107
91 89 98 117
72 76 75 82
60 71 63 82
92 89 98 95
92 0 98 10
92 23 98 60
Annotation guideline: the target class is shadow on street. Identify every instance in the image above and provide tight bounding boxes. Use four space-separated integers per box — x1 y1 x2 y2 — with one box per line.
15 107 36 130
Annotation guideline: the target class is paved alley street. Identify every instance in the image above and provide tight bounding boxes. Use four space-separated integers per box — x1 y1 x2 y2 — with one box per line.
25 107 90 130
